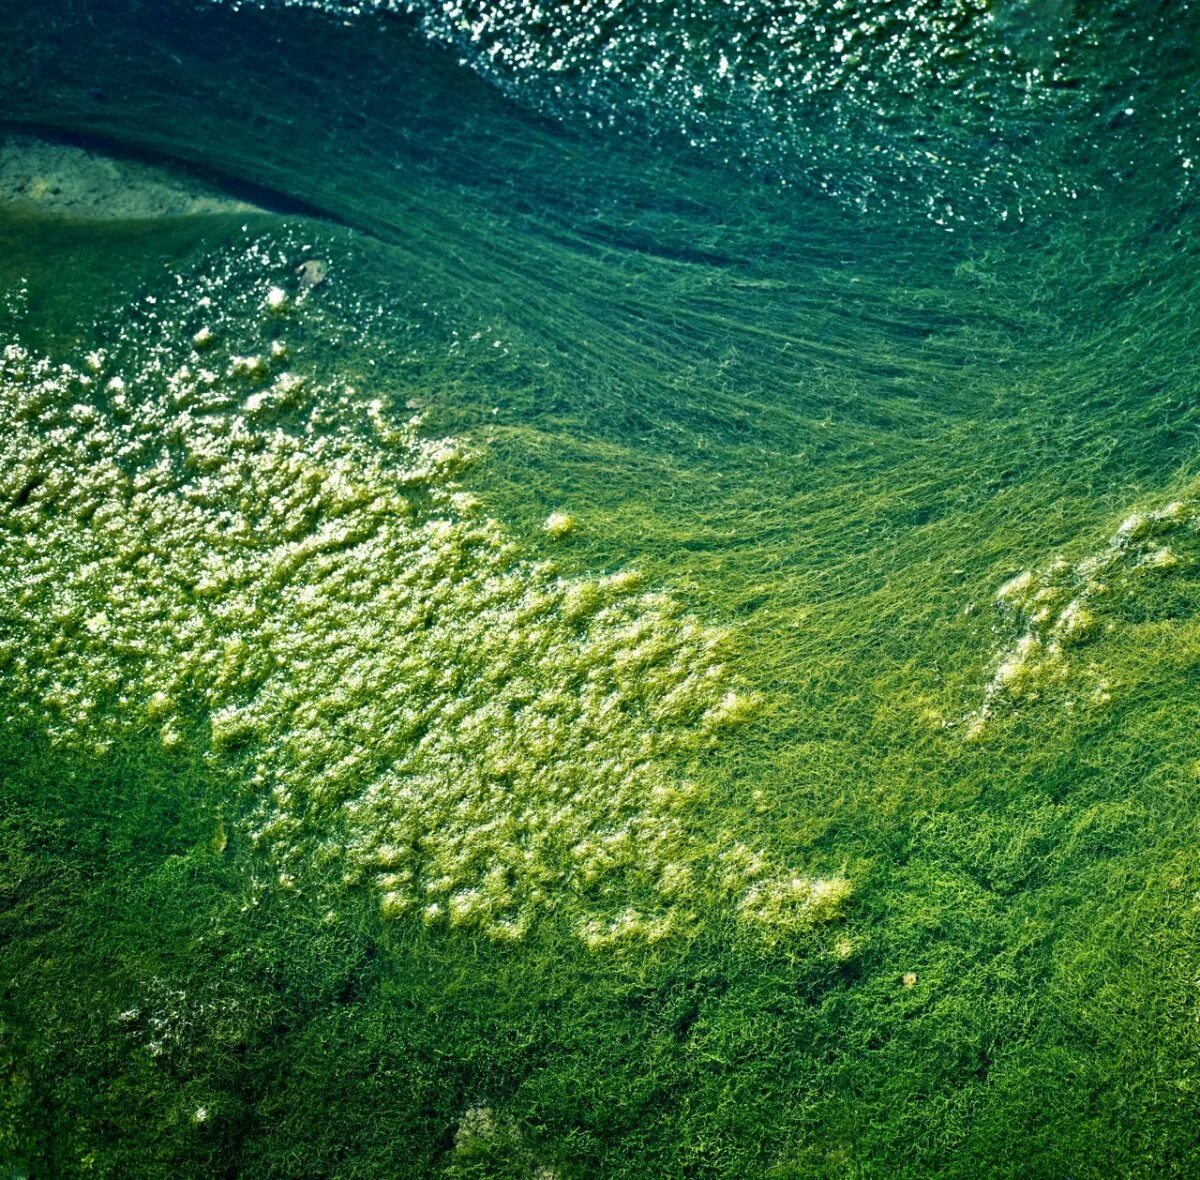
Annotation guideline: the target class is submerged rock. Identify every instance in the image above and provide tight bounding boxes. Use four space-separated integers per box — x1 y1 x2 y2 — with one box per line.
295 258 328 288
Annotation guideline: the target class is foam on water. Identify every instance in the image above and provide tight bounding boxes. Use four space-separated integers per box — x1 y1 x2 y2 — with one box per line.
0 241 848 950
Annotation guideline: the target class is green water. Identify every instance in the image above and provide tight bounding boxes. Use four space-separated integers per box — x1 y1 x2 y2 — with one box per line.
3 2 1200 1176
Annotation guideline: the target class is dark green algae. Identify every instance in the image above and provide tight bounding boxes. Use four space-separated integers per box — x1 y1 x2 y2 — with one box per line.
4 2 1200 1177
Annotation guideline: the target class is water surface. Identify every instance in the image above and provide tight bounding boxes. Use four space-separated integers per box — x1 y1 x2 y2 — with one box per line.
3 2 1200 1177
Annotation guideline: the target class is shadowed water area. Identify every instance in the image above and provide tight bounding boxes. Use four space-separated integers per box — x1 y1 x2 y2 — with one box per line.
2 1 1200 1177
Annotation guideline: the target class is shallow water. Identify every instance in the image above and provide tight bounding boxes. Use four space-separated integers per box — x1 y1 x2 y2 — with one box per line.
3 2 1200 1177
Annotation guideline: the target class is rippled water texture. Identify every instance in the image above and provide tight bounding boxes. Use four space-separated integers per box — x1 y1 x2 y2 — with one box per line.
219 0 1200 223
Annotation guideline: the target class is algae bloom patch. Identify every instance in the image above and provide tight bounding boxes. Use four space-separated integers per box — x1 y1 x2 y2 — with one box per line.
967 499 1197 735
0 245 847 950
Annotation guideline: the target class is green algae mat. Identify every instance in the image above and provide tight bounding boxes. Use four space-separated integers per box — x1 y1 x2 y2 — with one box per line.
3 2 1200 1176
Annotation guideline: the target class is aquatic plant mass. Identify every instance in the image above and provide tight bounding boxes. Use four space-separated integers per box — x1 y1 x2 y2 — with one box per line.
3 1 1200 1177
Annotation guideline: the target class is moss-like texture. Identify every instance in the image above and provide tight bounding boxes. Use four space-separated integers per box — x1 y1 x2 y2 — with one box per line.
4 2 1200 1177
0 242 845 950
968 499 1200 736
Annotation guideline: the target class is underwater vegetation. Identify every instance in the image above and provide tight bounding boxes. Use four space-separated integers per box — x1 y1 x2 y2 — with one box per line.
970 499 1200 736
224 0 1200 225
4 0 1200 1177
0 238 848 951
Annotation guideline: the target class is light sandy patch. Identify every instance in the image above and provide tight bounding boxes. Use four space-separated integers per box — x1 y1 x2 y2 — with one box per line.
0 132 260 219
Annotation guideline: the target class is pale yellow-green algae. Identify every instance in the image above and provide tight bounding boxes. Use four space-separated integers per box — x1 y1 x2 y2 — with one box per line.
0 256 848 949
967 498 1196 736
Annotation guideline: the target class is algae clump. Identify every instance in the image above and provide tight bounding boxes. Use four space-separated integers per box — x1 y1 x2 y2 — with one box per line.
0 242 848 951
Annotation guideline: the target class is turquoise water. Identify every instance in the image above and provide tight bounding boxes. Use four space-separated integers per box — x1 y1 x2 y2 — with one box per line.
3 2 1200 1176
